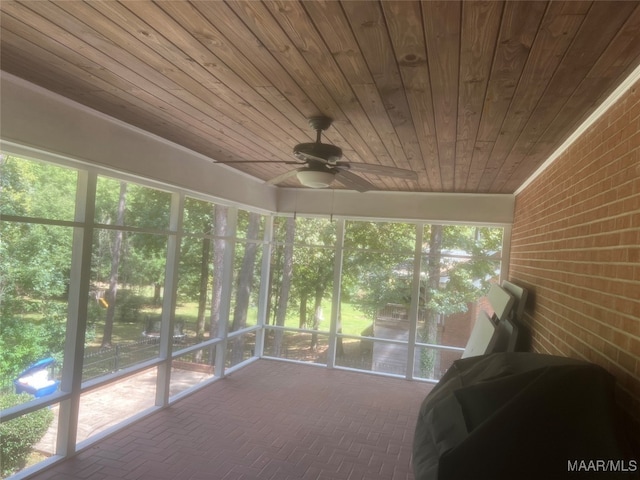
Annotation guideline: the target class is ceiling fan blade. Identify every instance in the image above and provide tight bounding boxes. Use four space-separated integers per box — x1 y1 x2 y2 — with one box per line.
337 162 418 180
216 160 302 165
334 170 376 192
265 167 305 185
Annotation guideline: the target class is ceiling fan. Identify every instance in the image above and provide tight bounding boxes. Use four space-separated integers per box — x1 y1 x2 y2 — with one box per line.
217 116 418 192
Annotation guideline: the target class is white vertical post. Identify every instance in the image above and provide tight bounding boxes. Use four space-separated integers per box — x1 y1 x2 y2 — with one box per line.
327 218 345 369
57 170 96 456
155 192 184 406
406 223 424 380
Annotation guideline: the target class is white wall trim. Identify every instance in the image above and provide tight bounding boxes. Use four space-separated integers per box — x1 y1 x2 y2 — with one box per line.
515 63 640 196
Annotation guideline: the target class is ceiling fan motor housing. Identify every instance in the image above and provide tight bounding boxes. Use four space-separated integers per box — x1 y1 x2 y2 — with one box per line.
293 116 342 163
293 142 343 163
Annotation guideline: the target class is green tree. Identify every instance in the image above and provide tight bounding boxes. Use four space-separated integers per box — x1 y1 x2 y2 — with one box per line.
418 225 503 377
126 187 171 303
293 219 335 349
0 318 50 384
230 212 262 363
101 181 127 348
179 198 216 336
267 218 503 374
272 217 294 356
419 224 443 377
210 204 228 341
341 220 416 319
267 217 336 351
196 219 213 339
1 156 74 381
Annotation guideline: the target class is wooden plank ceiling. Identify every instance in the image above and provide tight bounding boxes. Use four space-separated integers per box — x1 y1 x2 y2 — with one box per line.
2 1 640 193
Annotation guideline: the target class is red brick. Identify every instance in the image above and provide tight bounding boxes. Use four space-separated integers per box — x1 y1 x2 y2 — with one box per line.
511 76 640 428
26 361 429 480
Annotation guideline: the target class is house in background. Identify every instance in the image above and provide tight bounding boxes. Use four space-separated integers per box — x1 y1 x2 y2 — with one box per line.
1 2 639 478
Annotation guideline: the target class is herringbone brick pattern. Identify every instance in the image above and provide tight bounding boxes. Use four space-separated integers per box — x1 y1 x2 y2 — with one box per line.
29 360 432 479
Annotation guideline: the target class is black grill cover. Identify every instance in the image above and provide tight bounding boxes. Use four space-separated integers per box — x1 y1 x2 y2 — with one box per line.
413 353 638 480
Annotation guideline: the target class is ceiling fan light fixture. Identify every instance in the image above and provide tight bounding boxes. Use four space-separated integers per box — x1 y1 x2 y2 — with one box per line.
296 170 334 188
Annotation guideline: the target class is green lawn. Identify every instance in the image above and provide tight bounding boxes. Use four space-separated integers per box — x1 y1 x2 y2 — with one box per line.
10 296 374 355
275 301 372 335
173 298 372 336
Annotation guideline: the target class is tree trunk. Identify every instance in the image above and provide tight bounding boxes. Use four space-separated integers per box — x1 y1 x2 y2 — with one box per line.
209 205 227 364
420 224 443 377
310 284 324 351
101 182 127 348
231 212 260 363
336 308 344 356
153 283 162 305
196 226 211 341
274 217 294 356
299 294 307 329
266 259 275 327
194 213 213 363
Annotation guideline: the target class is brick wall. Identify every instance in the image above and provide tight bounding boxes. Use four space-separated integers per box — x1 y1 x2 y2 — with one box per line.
509 80 640 432
437 304 475 377
437 296 494 378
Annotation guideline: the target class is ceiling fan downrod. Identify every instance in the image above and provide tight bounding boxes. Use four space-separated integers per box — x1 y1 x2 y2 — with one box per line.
308 116 333 136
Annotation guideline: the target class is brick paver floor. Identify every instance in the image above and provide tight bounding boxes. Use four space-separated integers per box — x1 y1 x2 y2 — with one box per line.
28 359 433 480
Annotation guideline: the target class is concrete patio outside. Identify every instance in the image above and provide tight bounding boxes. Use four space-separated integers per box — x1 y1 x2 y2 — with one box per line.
36 366 213 455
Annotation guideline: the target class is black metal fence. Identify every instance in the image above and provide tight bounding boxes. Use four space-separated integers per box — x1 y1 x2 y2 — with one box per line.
82 338 160 382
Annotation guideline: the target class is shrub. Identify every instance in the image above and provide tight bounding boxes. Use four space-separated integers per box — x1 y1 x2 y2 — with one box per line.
116 293 146 323
0 318 50 383
0 393 54 477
